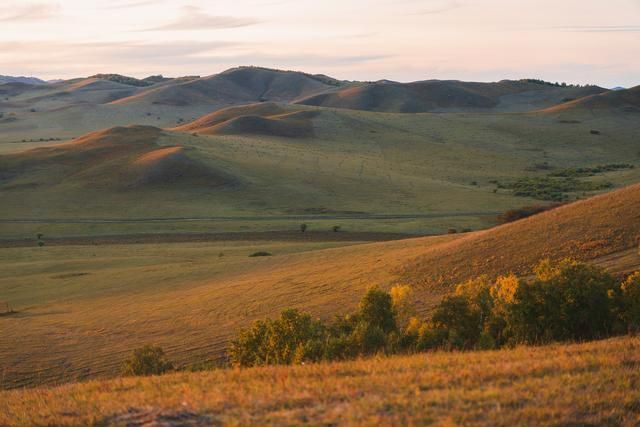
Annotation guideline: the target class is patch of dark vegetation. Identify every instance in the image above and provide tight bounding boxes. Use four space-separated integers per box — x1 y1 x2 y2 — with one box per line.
496 177 612 201
249 251 272 257
0 301 16 317
90 74 153 87
228 260 640 367
51 272 90 280
102 407 213 427
558 119 581 124
122 345 174 376
590 130 601 135
497 203 563 224
524 162 553 172
549 164 634 178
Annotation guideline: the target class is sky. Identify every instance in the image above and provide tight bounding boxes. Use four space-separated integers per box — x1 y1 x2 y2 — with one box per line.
0 0 638 87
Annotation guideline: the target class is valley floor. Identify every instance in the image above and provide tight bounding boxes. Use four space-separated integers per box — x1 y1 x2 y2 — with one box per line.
1 336 638 426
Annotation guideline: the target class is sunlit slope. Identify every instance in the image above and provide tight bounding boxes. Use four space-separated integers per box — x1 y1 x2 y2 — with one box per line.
1 183 639 388
2 336 637 426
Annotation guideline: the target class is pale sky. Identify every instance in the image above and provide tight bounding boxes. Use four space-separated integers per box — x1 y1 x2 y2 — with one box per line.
0 0 638 87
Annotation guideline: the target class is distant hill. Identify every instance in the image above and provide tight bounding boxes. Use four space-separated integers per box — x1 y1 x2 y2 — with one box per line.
542 85 640 114
173 102 318 138
111 67 344 108
0 75 46 85
0 126 229 190
296 80 607 113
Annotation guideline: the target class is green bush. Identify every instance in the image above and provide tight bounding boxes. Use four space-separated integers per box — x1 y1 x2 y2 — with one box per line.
620 272 640 334
122 345 174 376
249 251 272 257
229 309 325 367
227 260 639 368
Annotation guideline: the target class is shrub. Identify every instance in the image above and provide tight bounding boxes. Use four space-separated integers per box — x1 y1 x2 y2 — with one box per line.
122 345 173 376
508 259 617 343
249 251 272 257
620 272 640 334
229 309 325 367
332 225 341 232
497 204 561 224
358 287 396 333
300 223 308 233
431 295 481 349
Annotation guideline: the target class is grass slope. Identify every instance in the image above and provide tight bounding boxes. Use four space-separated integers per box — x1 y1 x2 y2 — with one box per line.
297 80 607 113
1 104 639 237
1 184 639 388
1 336 638 426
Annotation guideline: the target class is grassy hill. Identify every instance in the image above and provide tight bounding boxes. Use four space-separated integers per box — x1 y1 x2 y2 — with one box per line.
543 85 640 114
1 182 638 389
110 67 341 108
1 101 639 237
297 79 607 113
1 336 638 426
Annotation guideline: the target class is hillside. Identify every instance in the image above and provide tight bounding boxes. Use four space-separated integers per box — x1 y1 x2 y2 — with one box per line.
1 102 640 236
111 67 342 108
173 102 319 137
0 75 46 85
542 85 640 114
1 183 639 388
1 336 638 426
297 79 607 113
0 125 230 190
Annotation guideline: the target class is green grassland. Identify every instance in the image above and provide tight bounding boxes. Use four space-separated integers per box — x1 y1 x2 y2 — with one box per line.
1 105 639 238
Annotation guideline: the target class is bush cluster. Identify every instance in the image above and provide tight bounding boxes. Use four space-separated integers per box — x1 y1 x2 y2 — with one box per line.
497 177 612 201
497 203 562 224
229 260 640 367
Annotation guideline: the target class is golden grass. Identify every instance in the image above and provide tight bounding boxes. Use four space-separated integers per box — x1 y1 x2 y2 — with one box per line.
1 184 640 389
1 336 638 426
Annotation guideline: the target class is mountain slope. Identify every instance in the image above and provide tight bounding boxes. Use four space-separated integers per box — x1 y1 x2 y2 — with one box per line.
110 67 341 108
297 80 607 113
0 75 46 85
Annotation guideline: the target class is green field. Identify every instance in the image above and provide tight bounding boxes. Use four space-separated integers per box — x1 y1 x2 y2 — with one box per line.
2 105 639 238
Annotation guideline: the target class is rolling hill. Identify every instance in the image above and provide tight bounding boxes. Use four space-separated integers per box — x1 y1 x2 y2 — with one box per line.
1 181 638 389
297 79 607 113
111 67 343 108
0 125 231 190
542 85 640 114
2 97 640 237
173 102 319 138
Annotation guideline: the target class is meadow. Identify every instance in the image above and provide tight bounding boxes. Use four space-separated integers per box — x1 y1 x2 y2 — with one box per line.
1 336 638 426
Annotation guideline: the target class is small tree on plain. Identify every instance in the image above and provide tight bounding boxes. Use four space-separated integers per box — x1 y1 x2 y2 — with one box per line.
300 223 308 233
122 345 174 376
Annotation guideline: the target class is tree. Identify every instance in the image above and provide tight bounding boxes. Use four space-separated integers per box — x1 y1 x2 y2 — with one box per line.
509 259 616 343
300 223 308 233
122 345 174 376
358 287 396 333
620 272 640 334
431 295 481 349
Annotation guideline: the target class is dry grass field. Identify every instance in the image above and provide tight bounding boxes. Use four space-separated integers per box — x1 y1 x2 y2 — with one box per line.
1 336 638 426
1 183 639 389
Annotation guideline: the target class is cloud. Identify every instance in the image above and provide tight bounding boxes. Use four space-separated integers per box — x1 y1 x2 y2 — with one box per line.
553 25 640 33
99 0 158 9
0 2 60 22
415 0 462 15
141 6 260 31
